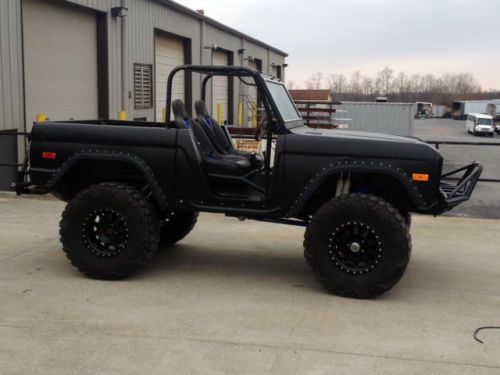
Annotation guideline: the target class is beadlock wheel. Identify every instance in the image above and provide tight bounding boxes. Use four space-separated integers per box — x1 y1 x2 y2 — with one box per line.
328 221 383 274
82 208 129 258
304 194 411 299
60 182 160 280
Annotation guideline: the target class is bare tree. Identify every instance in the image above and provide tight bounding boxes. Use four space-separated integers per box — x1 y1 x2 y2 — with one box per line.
305 72 323 89
286 80 296 90
377 66 394 95
349 71 362 99
361 75 374 97
299 67 493 105
328 73 347 95
455 72 480 96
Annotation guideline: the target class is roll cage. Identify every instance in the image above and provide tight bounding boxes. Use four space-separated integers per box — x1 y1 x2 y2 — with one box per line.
165 65 301 133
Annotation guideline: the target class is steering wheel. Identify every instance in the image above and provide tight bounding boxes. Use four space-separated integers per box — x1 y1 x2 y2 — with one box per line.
254 113 268 141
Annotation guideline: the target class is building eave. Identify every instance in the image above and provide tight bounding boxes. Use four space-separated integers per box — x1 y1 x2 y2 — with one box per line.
154 0 288 57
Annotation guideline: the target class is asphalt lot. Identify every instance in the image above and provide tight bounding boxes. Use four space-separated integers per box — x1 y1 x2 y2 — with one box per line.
414 118 500 219
1 195 500 374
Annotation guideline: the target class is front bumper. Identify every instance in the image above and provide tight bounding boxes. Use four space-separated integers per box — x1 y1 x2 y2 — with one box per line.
475 126 494 133
439 162 483 209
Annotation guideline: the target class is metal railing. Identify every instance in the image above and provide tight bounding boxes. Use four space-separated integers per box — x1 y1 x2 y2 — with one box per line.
0 131 29 167
1 130 499 183
425 139 500 183
229 134 500 184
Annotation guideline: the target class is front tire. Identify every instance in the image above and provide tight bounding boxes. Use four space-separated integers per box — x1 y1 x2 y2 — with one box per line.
304 194 411 299
60 182 160 279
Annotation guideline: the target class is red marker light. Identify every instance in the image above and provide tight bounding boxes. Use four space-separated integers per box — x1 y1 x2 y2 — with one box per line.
42 152 57 160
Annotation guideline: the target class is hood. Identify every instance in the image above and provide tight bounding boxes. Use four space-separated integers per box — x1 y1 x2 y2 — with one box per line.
291 126 423 144
286 126 439 162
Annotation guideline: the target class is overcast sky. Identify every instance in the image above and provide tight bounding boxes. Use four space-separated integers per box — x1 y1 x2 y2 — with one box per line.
177 0 500 90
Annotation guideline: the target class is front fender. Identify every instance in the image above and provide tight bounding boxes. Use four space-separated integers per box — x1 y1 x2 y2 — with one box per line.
287 162 432 217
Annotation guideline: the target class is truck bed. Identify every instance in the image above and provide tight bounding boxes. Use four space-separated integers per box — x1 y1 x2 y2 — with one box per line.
27 119 207 202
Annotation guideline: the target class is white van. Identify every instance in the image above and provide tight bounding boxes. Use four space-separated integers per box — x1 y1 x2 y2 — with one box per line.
465 113 495 137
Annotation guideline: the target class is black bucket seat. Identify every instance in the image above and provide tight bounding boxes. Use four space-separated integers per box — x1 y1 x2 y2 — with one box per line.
171 99 252 176
194 100 264 168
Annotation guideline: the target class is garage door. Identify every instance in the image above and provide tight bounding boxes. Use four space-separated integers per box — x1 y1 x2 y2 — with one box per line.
247 60 259 127
212 50 229 124
155 35 185 121
23 0 98 130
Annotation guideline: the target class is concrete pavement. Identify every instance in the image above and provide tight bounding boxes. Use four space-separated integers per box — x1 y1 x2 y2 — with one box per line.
1 194 500 374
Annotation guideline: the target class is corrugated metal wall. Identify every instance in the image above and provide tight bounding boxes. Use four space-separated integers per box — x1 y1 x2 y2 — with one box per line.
336 102 415 136
0 0 286 130
0 0 24 132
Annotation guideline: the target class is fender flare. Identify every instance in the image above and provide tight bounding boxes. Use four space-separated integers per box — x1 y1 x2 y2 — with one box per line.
287 162 430 217
46 149 168 210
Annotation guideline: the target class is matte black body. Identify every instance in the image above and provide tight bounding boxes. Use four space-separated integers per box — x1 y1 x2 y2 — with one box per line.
23 65 480 221
28 119 445 217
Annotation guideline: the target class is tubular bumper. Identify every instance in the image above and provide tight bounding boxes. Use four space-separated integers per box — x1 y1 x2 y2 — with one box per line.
439 162 483 209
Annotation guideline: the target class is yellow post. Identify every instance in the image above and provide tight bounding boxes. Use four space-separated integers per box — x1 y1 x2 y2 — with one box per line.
118 111 127 120
238 103 243 128
217 103 223 124
162 108 167 122
252 103 257 128
36 113 47 122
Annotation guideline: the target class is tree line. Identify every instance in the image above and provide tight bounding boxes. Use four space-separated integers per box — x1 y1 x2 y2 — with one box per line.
287 67 500 105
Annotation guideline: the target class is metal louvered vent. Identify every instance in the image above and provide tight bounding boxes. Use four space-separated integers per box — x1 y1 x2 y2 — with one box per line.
134 63 153 109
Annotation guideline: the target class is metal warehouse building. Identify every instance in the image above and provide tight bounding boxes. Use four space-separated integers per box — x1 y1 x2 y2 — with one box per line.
0 0 287 187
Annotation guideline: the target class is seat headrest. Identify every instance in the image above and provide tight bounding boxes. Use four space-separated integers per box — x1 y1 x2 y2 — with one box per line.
195 100 210 118
172 99 192 129
172 99 189 118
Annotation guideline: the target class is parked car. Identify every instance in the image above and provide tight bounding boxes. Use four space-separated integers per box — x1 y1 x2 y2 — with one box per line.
14 65 482 299
466 113 495 137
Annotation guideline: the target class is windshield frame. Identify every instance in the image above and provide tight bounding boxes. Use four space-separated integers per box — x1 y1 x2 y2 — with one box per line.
263 78 304 130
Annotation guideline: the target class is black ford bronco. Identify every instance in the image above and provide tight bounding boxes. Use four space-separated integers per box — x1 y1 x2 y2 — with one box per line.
16 65 482 298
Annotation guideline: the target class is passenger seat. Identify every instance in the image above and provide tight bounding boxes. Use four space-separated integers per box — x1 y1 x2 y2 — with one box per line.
171 99 252 176
194 100 264 168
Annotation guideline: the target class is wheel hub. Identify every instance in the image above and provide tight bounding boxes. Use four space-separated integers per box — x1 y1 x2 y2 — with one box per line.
328 221 383 274
349 242 361 253
81 208 129 258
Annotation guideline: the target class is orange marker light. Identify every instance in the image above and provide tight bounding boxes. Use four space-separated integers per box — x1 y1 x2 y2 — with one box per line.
412 173 429 182
42 152 57 160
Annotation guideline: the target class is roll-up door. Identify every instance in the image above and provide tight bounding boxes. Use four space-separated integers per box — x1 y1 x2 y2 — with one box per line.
23 0 98 129
247 60 259 127
212 50 229 124
155 35 185 121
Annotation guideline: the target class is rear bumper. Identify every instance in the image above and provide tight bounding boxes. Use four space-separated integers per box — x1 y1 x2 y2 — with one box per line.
439 162 482 209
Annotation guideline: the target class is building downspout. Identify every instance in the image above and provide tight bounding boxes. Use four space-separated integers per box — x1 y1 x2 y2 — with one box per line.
266 48 270 74
199 19 204 86
120 0 127 119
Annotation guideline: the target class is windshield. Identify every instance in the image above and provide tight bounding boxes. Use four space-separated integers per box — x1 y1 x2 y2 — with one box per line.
265 80 302 124
476 118 493 125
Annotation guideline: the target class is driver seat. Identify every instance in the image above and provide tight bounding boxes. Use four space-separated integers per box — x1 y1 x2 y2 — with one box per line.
171 99 252 176
194 100 264 168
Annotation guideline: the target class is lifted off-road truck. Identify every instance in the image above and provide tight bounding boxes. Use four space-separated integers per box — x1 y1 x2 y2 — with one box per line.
16 66 482 298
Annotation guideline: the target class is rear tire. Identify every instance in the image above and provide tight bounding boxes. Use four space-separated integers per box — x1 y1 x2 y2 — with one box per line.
158 211 198 247
304 194 411 299
60 182 160 280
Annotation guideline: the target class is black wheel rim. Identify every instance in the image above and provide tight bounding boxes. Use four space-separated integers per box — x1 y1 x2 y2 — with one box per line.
81 208 129 257
328 221 383 274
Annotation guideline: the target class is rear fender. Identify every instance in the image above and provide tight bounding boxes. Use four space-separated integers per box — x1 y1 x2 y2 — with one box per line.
46 150 168 210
